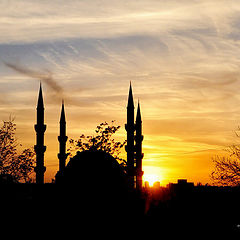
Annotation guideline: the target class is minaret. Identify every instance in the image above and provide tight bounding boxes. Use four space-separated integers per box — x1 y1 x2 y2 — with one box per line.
34 83 46 184
58 101 68 174
125 82 135 188
135 100 144 190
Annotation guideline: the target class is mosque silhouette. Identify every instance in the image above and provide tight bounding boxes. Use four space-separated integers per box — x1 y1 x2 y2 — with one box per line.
30 82 146 226
34 82 144 190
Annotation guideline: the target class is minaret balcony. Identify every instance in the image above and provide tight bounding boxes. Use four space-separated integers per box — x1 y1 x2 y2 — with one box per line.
34 145 46 153
34 124 46 133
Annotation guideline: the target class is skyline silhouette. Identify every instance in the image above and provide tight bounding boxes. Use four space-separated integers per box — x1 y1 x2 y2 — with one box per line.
2 1 240 236
2 69 240 186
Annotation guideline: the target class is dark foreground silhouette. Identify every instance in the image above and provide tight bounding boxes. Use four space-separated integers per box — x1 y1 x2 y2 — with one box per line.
1 181 240 237
1 151 240 237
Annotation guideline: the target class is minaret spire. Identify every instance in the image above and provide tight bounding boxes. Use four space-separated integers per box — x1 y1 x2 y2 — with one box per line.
125 82 135 189
127 81 134 108
34 82 46 184
37 82 44 110
57 100 68 174
60 100 66 124
136 99 141 123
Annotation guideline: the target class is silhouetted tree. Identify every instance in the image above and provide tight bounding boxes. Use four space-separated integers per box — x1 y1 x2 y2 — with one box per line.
211 144 240 186
68 121 127 167
0 117 35 183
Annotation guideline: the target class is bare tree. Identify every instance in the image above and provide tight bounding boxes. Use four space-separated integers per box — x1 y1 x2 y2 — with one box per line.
211 145 240 186
0 117 35 183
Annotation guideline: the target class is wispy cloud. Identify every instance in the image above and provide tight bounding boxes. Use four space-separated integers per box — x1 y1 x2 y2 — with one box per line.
0 0 239 43
1 0 240 183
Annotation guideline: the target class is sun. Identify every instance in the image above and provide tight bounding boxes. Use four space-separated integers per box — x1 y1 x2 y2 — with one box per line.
143 174 160 186
143 166 166 186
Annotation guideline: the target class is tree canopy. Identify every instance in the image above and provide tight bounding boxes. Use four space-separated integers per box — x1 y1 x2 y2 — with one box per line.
68 121 127 167
0 118 35 183
211 144 240 186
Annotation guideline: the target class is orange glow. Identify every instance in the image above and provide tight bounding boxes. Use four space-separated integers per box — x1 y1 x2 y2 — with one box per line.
144 174 159 186
143 165 166 186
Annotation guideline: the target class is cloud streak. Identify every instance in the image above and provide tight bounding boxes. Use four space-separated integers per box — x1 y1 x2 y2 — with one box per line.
4 62 63 94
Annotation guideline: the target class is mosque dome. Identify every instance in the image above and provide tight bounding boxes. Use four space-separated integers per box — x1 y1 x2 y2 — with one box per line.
59 149 127 192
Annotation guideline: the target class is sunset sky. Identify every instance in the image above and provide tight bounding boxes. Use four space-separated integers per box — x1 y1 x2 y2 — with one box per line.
1 0 240 185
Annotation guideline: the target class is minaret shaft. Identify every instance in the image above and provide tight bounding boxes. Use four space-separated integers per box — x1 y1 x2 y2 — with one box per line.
135 101 144 190
125 83 135 189
125 84 144 190
58 102 68 173
34 83 46 184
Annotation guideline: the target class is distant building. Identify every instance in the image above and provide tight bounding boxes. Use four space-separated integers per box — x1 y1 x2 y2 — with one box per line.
167 179 194 199
145 181 150 189
177 179 193 185
167 179 194 189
